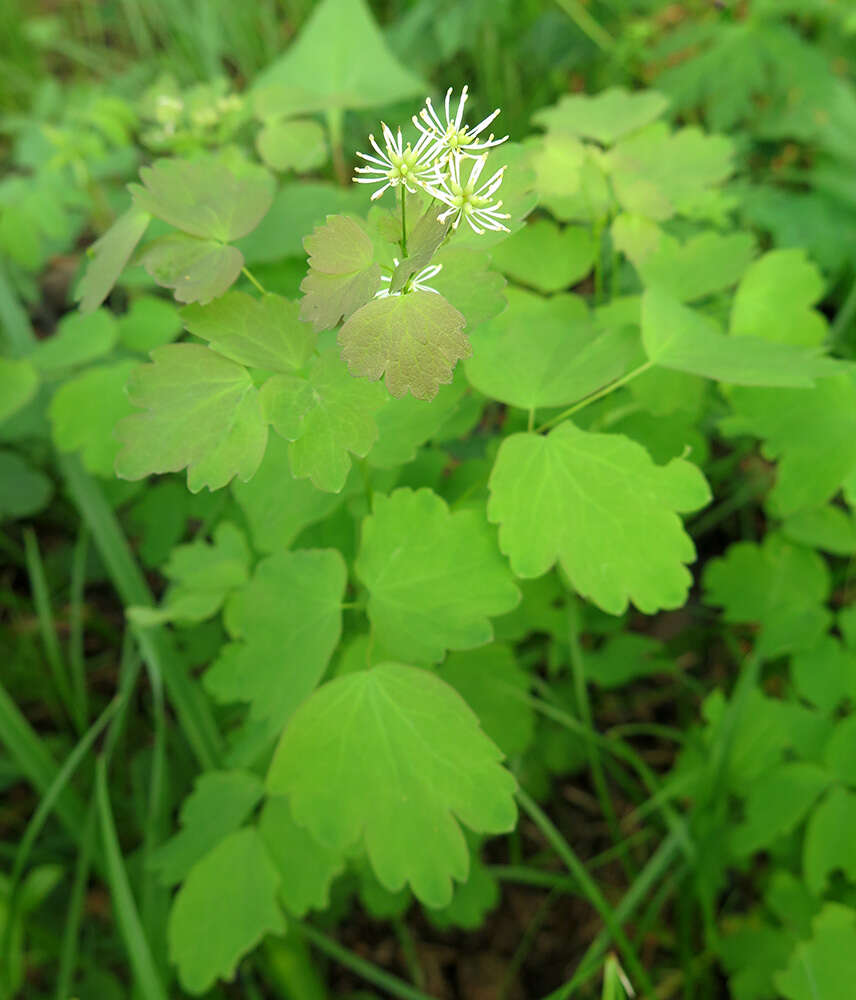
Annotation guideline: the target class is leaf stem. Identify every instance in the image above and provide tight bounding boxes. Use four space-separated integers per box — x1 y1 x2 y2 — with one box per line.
400 189 408 259
535 361 653 433
242 266 267 295
554 0 615 52
297 923 436 1000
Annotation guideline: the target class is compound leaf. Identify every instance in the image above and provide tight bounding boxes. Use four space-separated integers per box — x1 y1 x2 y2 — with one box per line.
532 88 669 145
118 295 182 353
356 488 520 663
256 119 328 173
299 214 381 332
804 788 856 895
204 548 346 724
367 375 465 468
76 206 151 314
168 828 284 995
339 290 469 400
489 219 595 294
0 358 38 424
140 234 244 305
775 904 856 1000
487 423 710 615
266 662 517 907
115 344 267 492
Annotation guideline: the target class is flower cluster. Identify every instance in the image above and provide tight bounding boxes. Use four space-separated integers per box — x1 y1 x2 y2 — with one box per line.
353 86 510 236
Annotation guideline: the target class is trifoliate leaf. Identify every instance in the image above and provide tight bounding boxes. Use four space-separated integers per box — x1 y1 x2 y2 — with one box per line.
182 291 315 373
115 344 267 492
150 770 264 886
791 636 856 715
731 249 827 346
782 505 856 556
256 119 328 173
49 362 137 477
465 287 640 410
722 376 856 515
258 797 345 917
231 433 343 552
533 88 669 145
605 123 734 221
0 451 53 520
430 246 507 328
437 645 533 757
261 347 385 492
118 295 182 353
0 359 37 424
804 788 856 895
489 219 595 293
140 234 244 305
356 488 520 663
299 214 381 332
775 904 856 1000
487 423 710 615
729 763 830 857
168 827 284 995
703 535 831 658
253 0 425 115
530 134 611 223
133 523 250 626
267 663 517 907
76 207 151 314
204 549 346 723
612 217 756 302
641 288 845 387
367 376 465 468
31 310 118 372
132 159 274 241
339 290 469 401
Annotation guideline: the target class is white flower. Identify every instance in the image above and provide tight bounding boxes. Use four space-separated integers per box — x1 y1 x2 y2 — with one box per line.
424 152 510 235
353 123 440 201
413 85 508 159
376 259 443 298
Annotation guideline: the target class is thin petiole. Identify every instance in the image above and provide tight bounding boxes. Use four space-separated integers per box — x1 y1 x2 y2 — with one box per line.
535 362 653 434
242 266 267 295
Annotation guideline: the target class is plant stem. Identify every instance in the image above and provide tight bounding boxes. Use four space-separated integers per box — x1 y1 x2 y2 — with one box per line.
297 923 437 1000
400 189 408 258
554 0 615 52
242 265 267 295
535 361 653 433
516 787 655 998
326 108 347 185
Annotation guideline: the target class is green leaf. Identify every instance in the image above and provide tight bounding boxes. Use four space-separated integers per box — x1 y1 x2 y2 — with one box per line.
437 645 534 757
719 921 797 1000
77 207 151 314
367 375 465 468
261 347 385 492
231 433 344 552
775 904 856 1000
168 828 284 995
826 716 856 786
584 633 672 689
150 770 264 886
804 788 856 895
133 523 250 626
0 451 53 519
204 549 346 723
256 119 328 173
722 376 856 515
489 219 595 293
425 847 499 931
299 214 381 332
258 797 345 917
356 488 520 663
252 0 425 115
140 235 244 305
31 309 118 372
430 246 507 328
731 249 827 346
791 636 856 714
389 201 452 295
782 505 856 555
49 361 137 476
533 88 669 145
465 287 640 410
115 344 267 492
132 159 274 242
339 290 470 401
118 296 182 353
0 358 38 423
182 291 315 373
703 535 831 657
266 662 517 906
729 763 830 857
488 423 710 615
641 288 845 387
612 216 756 302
